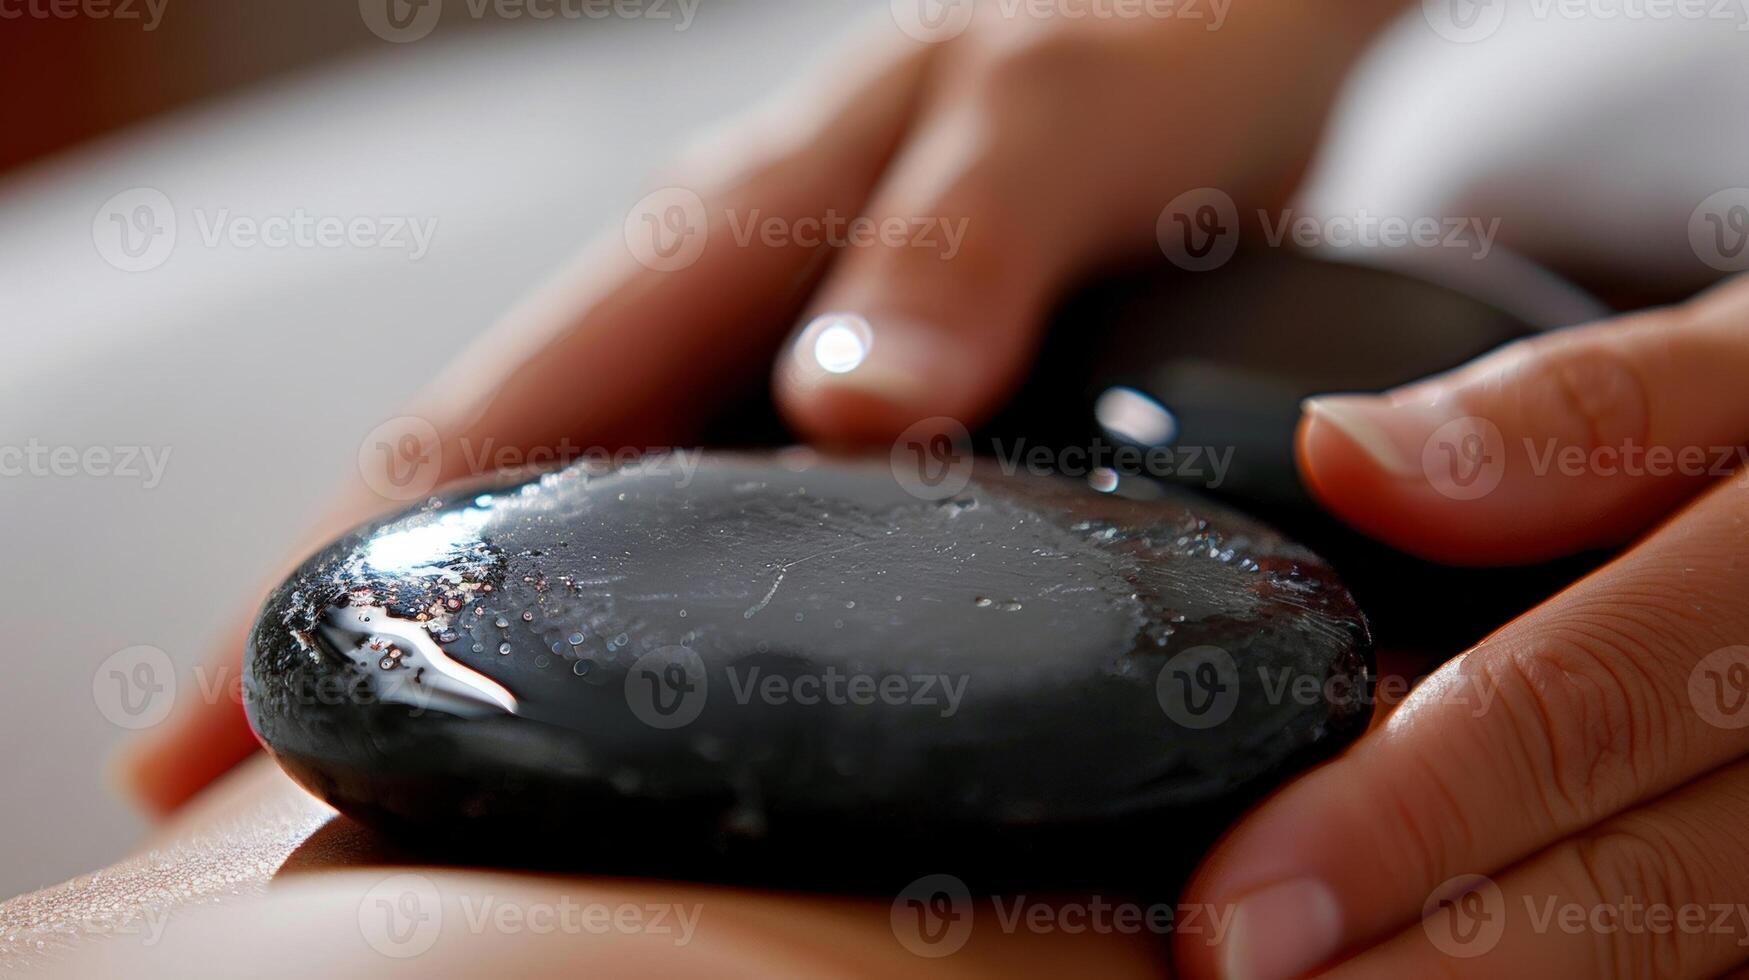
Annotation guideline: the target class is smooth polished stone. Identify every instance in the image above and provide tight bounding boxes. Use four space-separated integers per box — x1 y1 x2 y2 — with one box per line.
246 452 1372 888
985 251 1600 655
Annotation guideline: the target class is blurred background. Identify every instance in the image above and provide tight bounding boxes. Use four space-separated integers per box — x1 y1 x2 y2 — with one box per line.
2 0 1746 899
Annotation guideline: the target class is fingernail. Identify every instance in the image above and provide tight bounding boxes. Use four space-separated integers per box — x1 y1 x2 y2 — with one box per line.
783 312 938 404
1300 394 1439 478
1221 878 1343 980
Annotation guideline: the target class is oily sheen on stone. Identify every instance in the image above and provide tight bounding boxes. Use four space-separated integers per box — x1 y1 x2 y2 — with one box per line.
245 453 1372 887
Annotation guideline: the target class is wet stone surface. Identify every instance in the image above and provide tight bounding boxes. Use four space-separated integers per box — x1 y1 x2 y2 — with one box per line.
246 452 1372 889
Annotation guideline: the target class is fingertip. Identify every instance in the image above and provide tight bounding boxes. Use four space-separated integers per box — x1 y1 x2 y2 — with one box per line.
776 378 925 448
774 311 988 447
1295 395 1507 565
113 696 261 817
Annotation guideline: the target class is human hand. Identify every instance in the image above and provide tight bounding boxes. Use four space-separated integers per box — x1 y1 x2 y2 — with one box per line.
120 0 1405 813
1178 274 1749 977
10 757 1166 977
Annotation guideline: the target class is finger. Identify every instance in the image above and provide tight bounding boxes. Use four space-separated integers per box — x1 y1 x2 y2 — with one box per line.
60 872 1168 979
1296 275 1749 564
773 24 1188 445
116 32 938 815
20 759 1167 978
772 97 1073 443
1177 473 1749 980
1330 758 1749 980
770 2 1408 447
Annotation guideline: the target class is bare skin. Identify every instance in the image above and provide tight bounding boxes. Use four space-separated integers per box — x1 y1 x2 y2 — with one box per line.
3 757 1168 977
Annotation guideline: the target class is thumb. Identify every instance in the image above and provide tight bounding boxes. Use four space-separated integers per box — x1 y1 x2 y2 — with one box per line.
1296 278 1749 565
